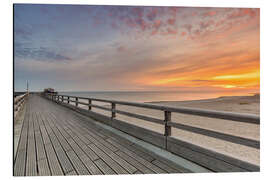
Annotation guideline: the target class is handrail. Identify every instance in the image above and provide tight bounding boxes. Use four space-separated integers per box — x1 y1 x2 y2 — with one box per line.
46 94 259 124
43 93 260 150
14 92 28 118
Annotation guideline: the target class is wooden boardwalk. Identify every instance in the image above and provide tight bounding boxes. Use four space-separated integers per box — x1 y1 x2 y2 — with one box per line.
14 94 186 176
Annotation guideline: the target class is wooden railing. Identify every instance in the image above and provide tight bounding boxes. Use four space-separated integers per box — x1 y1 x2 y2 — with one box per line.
14 92 28 118
43 93 260 172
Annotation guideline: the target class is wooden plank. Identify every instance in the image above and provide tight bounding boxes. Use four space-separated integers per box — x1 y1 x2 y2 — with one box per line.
94 159 116 175
43 139 64 175
62 117 119 152
66 150 90 175
66 138 87 157
39 114 64 176
43 114 76 174
88 139 137 174
34 113 51 176
107 152 137 174
14 149 27 176
51 126 73 152
35 131 47 161
77 154 103 175
26 113 38 176
88 143 128 174
134 170 143 174
37 159 51 176
115 151 154 174
65 170 77 176
81 145 100 161
84 133 119 152
106 138 166 174
55 147 75 174
47 112 102 175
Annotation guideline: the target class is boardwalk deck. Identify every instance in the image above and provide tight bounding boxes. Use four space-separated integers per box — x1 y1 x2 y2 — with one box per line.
14 95 186 176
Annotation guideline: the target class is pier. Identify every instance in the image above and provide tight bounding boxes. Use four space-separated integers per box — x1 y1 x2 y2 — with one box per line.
13 93 260 176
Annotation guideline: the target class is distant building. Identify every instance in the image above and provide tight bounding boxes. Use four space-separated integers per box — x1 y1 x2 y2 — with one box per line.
43 88 58 94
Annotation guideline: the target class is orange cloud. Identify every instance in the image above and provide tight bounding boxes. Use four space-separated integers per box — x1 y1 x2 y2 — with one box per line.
167 18 176 25
203 11 217 17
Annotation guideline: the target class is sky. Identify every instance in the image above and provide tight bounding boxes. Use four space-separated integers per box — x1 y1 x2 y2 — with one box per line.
14 4 260 94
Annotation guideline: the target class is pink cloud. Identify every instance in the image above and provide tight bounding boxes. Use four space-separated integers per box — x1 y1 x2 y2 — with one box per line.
203 11 217 17
183 24 193 33
181 31 187 36
199 20 214 30
167 27 178 35
153 20 162 29
227 8 258 19
167 18 176 25
151 30 158 36
111 22 118 29
146 8 158 21
168 7 178 18
117 46 126 52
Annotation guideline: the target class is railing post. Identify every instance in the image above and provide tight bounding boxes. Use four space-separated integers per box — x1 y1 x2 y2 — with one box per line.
67 96 70 104
88 99 92 110
111 103 116 119
164 111 171 149
75 97 78 106
61 95 63 102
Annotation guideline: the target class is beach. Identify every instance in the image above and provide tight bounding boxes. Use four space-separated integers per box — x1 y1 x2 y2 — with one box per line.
89 94 260 166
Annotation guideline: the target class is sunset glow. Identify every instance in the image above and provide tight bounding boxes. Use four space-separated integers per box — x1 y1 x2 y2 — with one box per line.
14 5 260 95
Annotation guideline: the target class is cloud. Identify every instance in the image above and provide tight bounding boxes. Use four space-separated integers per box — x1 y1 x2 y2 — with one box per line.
182 24 193 33
199 20 214 31
167 18 176 25
14 5 260 92
166 28 178 35
146 8 158 21
227 8 258 20
203 11 217 17
190 79 212 82
153 19 162 29
15 46 72 62
14 27 33 39
116 46 126 52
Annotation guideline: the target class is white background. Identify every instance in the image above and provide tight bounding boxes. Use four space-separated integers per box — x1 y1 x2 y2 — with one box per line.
0 0 269 180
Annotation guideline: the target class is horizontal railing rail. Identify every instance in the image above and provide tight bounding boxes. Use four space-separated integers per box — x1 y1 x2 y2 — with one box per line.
44 93 260 150
14 92 28 118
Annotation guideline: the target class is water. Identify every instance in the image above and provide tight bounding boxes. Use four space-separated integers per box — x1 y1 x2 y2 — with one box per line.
60 90 254 103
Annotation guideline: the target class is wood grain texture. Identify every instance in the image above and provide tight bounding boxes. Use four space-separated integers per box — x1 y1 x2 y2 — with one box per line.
15 94 185 176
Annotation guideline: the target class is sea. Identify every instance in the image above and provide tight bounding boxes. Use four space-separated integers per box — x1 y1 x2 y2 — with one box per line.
59 90 254 103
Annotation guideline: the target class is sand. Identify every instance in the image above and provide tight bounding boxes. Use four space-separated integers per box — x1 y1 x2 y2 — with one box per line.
84 94 260 166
